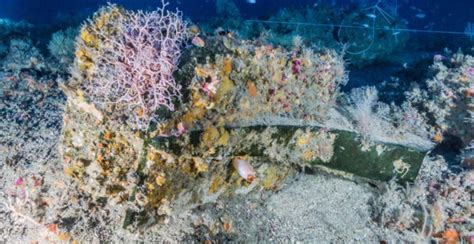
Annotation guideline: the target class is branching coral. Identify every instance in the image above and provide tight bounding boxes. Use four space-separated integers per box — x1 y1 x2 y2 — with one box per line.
48 27 77 67
73 3 187 130
346 86 391 138
344 86 433 150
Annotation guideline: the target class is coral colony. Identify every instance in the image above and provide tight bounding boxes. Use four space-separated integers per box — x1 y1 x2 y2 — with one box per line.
74 4 187 130
0 0 472 243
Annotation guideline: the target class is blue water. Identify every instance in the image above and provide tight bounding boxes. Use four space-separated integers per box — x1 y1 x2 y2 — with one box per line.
1 0 473 32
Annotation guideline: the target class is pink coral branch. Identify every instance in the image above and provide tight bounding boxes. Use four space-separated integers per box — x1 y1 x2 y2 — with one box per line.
81 3 187 130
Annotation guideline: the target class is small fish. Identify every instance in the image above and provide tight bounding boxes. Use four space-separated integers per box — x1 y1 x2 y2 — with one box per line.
192 36 205 47
246 0 256 3
415 13 426 18
362 24 370 28
392 31 401 36
366 13 377 19
433 54 447 61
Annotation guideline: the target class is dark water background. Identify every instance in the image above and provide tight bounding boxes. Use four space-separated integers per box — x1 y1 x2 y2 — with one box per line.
1 0 473 32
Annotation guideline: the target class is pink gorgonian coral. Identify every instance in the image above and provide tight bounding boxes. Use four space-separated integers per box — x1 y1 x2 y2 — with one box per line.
76 2 187 130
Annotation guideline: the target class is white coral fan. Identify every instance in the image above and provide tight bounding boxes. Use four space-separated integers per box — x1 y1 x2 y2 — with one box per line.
345 86 433 150
48 27 77 65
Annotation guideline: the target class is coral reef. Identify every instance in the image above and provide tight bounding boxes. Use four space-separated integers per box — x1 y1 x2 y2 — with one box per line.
57 27 430 236
58 33 347 232
1 2 472 243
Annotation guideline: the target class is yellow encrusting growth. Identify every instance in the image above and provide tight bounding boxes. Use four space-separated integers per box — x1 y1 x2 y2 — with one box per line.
192 157 209 173
79 28 98 47
222 57 232 75
155 173 166 186
74 5 124 76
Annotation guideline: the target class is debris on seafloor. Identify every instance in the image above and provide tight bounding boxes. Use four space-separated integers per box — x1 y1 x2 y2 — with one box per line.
57 26 434 241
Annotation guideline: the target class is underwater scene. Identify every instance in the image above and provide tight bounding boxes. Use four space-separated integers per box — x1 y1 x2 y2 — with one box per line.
0 0 473 242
